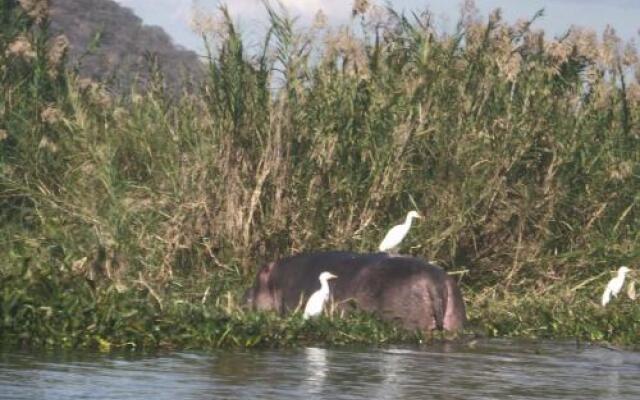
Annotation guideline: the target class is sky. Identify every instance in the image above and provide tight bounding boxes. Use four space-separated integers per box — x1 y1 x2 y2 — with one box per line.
113 0 640 53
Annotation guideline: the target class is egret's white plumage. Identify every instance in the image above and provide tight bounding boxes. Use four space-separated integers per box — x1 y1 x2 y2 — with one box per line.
601 266 631 306
303 272 338 319
378 211 422 252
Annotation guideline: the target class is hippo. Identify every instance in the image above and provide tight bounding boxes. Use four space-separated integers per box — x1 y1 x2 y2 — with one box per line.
244 251 466 331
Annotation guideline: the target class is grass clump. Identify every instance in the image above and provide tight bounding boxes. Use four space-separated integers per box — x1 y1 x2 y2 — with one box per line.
1 0 639 349
470 289 640 349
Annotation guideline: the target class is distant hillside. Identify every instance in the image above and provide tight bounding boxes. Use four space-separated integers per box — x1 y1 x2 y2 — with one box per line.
49 0 205 93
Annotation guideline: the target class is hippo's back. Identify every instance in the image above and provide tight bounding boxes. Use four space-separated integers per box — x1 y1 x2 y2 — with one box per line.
271 251 390 311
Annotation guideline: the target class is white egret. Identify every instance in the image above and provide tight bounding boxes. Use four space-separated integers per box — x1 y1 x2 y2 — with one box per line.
303 272 337 319
378 211 422 253
601 266 631 306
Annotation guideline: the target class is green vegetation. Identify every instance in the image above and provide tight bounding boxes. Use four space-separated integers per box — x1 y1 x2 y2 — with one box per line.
1 0 639 350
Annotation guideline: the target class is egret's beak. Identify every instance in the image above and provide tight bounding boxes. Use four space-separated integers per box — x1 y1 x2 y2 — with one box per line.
327 273 338 280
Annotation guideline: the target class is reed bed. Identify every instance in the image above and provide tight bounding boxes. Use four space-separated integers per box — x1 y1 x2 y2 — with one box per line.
1 0 639 349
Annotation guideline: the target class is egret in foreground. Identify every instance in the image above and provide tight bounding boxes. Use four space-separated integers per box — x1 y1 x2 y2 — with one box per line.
378 211 422 253
303 272 338 319
601 266 631 306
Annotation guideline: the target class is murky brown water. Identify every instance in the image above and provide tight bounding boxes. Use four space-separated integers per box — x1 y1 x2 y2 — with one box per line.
1 340 639 399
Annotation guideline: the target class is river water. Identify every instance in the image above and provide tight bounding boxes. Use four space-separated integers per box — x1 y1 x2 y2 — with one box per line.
1 340 639 399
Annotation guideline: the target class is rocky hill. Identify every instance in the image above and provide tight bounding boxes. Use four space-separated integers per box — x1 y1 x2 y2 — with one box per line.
49 0 205 93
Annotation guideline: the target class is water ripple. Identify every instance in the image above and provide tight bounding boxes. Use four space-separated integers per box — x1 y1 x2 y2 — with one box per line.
1 340 639 400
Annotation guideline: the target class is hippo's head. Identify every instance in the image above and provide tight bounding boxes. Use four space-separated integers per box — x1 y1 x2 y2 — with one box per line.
244 262 278 311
